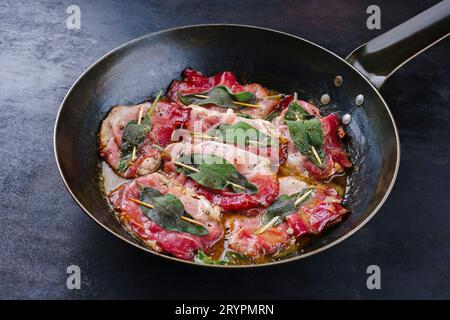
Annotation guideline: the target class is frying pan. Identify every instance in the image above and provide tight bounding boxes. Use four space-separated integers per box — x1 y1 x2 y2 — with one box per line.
54 1 450 267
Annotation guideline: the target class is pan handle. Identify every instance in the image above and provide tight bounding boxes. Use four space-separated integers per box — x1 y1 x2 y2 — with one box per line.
346 0 450 89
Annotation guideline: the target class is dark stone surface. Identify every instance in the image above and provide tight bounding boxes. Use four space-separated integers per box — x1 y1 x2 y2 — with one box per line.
0 0 448 299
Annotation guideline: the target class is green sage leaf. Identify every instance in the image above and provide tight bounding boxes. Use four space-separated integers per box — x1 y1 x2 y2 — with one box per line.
175 153 258 194
195 251 227 265
139 187 208 236
285 118 325 168
207 121 274 147
179 86 256 110
264 110 280 122
225 251 251 264
285 100 312 121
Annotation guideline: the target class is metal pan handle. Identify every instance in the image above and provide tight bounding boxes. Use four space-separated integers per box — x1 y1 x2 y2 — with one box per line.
346 0 450 89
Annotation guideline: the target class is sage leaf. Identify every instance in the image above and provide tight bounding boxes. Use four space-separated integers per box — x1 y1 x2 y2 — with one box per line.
261 194 297 227
121 114 150 155
260 188 315 228
139 187 208 236
117 159 129 173
283 99 325 168
178 86 256 110
195 251 227 265
194 250 251 265
264 109 280 122
225 251 251 264
236 112 254 119
207 121 274 147
175 153 258 194
230 90 257 103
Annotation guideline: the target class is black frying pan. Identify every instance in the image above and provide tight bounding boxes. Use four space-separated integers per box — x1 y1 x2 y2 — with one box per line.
54 1 450 267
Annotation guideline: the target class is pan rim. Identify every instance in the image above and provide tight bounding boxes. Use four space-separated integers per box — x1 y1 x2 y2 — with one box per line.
53 23 400 268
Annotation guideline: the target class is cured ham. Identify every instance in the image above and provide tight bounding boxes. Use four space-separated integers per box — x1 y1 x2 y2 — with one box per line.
168 68 280 119
99 101 190 178
164 140 279 211
225 215 293 258
185 105 280 137
108 172 223 260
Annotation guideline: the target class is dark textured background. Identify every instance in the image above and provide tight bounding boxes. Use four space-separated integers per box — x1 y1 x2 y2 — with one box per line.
0 0 449 299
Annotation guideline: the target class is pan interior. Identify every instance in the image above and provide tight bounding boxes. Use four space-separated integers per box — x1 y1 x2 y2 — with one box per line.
55 25 399 264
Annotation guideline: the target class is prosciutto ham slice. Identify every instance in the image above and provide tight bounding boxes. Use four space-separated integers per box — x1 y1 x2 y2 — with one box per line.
168 68 280 119
274 96 352 180
164 140 279 211
185 105 280 136
224 176 348 259
99 101 190 178
108 172 223 260
175 105 288 167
